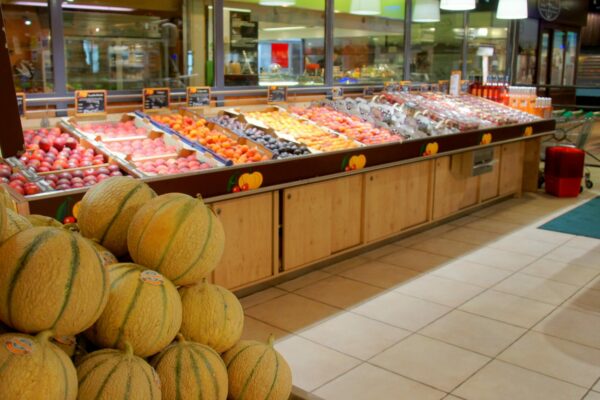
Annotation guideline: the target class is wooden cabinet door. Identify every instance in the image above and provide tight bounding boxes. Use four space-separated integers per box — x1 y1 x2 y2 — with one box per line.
212 192 275 289
433 155 479 220
283 181 333 270
364 161 432 242
499 142 525 196
331 175 363 253
480 146 501 201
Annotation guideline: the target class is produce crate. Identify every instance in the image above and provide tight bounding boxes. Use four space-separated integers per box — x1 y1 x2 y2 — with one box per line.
1 158 53 196
61 113 153 142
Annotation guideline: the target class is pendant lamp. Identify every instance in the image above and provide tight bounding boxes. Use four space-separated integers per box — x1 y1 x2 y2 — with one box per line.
440 0 475 11
496 0 528 19
350 0 381 15
259 0 296 6
413 0 440 22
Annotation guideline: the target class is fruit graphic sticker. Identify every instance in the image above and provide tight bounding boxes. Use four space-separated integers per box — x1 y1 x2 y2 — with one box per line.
342 154 367 171
228 171 264 193
480 133 493 145
421 142 439 157
140 270 164 286
523 126 533 137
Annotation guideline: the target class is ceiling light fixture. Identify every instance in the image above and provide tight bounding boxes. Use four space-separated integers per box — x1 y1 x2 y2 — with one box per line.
413 0 440 22
496 0 528 19
350 0 381 15
259 0 296 6
12 1 134 12
262 26 307 31
440 0 475 11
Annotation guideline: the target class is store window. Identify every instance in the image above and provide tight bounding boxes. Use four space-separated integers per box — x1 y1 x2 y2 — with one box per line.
1 0 53 93
515 19 538 84
466 1 508 82
63 0 213 91
411 11 462 82
223 0 325 87
334 0 405 85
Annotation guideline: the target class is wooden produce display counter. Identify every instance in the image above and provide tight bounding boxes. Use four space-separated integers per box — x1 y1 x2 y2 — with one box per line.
12 111 551 293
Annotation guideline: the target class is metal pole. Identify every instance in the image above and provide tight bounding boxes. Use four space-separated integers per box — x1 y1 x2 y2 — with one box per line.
49 0 68 114
325 0 334 86
403 0 412 81
0 5 25 156
462 11 468 78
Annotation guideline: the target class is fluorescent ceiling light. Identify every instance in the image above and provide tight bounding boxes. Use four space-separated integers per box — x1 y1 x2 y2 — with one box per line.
259 0 296 6
496 0 528 19
413 0 440 22
224 7 252 12
440 0 475 11
262 26 307 31
350 0 381 15
11 1 134 12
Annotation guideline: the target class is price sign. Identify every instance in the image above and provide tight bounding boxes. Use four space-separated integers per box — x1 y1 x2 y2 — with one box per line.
187 87 211 108
328 87 344 100
363 87 375 97
75 90 107 117
267 86 288 104
143 88 171 111
16 93 25 117
449 70 461 96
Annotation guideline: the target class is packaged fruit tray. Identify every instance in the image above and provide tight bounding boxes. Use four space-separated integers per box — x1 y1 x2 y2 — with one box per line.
61 113 153 142
288 104 404 146
0 158 52 196
209 113 312 159
140 110 273 165
240 107 362 153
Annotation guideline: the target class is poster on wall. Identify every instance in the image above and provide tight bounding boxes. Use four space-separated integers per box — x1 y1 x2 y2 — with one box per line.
271 43 289 68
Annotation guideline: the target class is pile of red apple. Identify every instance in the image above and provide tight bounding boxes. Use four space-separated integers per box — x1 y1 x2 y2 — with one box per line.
105 137 178 159
77 120 148 139
136 155 212 176
0 164 42 195
43 165 123 190
21 128 106 173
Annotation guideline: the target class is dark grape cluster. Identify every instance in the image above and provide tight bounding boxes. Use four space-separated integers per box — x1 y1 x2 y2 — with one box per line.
210 115 311 159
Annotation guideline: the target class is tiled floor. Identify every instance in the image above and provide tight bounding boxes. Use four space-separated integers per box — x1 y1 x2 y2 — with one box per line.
241 186 600 399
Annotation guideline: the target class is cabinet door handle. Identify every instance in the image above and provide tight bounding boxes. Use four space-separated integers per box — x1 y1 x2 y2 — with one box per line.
215 208 222 215
370 176 374 181
287 194 292 200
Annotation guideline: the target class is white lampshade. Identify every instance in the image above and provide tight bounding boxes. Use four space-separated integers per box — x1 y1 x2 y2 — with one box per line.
440 0 475 11
496 0 528 19
350 0 381 15
413 0 440 22
259 0 295 5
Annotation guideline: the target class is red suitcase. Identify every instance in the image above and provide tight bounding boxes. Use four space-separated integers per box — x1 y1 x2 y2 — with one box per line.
545 146 585 197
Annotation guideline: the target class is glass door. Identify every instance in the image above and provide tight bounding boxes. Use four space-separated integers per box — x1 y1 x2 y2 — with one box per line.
538 31 550 85
550 30 565 85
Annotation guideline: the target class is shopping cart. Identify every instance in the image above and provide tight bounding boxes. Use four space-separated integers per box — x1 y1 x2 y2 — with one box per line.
539 110 600 191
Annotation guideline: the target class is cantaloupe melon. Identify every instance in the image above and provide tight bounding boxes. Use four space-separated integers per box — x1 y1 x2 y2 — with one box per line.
179 281 244 353
1 208 32 242
51 335 77 357
78 177 156 257
0 186 17 212
88 240 118 268
0 330 77 400
26 214 63 228
152 334 228 400
86 263 182 357
0 206 6 242
127 193 225 286
77 343 161 400
223 336 292 400
0 227 109 335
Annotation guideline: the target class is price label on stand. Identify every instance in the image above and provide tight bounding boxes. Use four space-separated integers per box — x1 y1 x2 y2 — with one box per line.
363 87 375 97
143 88 171 111
267 86 288 104
328 87 344 100
449 70 461 96
75 90 107 117
187 86 211 108
16 93 25 117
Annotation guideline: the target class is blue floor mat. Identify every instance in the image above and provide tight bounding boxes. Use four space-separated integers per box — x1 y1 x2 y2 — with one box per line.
539 197 600 239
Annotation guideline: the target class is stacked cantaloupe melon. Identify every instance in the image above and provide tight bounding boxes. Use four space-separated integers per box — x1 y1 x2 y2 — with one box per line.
0 178 292 400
